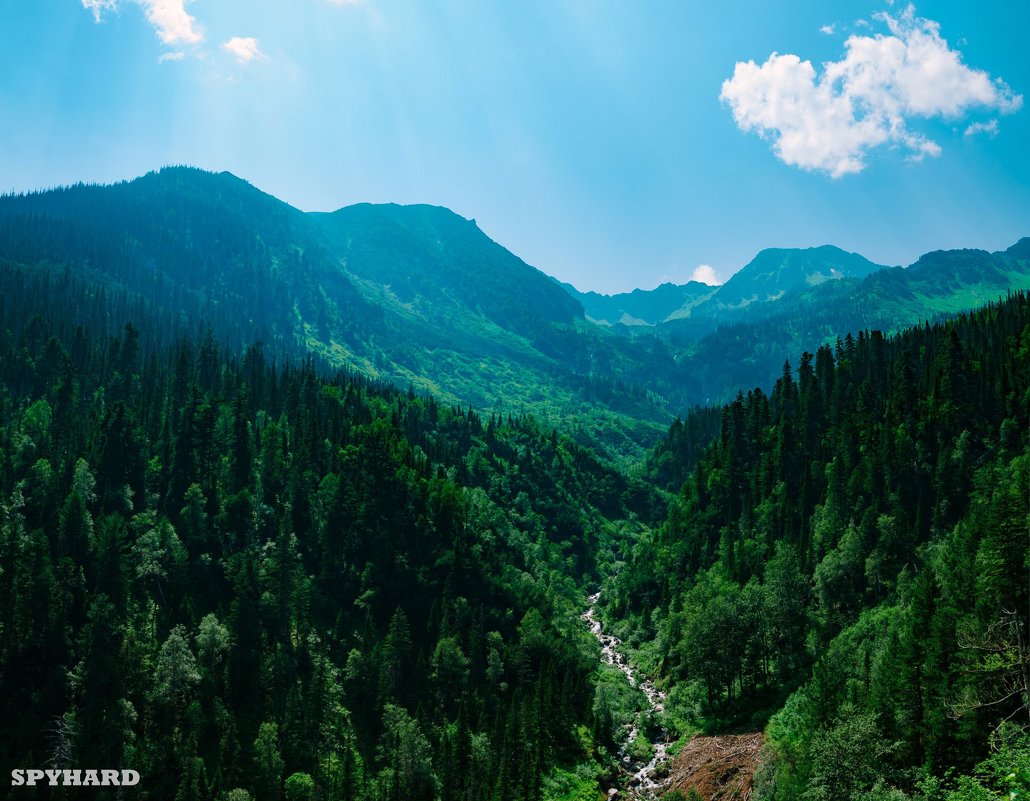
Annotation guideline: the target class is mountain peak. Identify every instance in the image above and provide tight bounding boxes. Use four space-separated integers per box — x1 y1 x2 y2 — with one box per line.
714 244 886 309
1004 237 1030 259
313 199 583 333
561 279 717 327
134 165 285 204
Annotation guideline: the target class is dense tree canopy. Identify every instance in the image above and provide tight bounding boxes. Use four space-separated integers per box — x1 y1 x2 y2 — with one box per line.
611 292 1030 799
0 206 1026 800
0 262 659 800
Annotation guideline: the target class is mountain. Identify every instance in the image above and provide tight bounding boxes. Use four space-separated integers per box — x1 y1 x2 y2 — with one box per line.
313 203 582 336
0 168 369 354
0 167 682 458
559 246 885 331
876 242 1030 312
657 243 1030 405
1 166 1027 459
561 241 1030 407
703 244 885 313
0 165 1027 801
561 280 716 327
1007 236 1030 259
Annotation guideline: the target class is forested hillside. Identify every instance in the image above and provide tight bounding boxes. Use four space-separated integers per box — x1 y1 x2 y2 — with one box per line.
3 169 1026 463
0 168 682 460
0 263 661 800
601 241 1030 408
0 168 1027 801
608 292 1030 799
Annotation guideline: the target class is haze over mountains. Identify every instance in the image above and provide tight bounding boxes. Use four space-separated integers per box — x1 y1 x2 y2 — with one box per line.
1 166 1027 458
565 245 887 328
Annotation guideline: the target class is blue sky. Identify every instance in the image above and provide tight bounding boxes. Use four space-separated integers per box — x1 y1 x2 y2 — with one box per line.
0 1 1027 293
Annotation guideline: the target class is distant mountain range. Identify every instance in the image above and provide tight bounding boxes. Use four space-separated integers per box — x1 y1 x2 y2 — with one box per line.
562 237 1030 358
564 245 886 328
1 166 1026 459
560 280 716 327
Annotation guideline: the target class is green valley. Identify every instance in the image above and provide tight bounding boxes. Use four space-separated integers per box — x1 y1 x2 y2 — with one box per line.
0 168 1026 801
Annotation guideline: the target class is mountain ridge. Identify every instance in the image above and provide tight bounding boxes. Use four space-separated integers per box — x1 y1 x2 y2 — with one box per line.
560 244 889 330
0 165 1027 460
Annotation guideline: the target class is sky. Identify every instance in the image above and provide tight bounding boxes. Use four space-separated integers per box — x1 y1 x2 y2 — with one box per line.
0 1 1027 294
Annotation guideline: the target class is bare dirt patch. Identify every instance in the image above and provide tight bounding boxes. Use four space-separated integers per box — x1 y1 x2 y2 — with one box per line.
664 733 764 801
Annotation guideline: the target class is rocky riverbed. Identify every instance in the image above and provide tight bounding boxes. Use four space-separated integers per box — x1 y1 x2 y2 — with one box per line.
582 592 671 800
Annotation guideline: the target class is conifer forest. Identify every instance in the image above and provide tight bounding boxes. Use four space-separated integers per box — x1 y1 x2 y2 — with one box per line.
0 167 1026 801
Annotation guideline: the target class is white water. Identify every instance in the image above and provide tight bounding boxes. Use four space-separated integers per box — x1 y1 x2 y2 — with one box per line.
582 592 671 799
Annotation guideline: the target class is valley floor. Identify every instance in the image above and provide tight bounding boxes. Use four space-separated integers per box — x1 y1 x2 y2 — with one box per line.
583 593 671 799
583 593 763 801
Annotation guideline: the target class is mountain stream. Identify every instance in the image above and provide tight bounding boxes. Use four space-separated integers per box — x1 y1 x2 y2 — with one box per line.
583 592 672 799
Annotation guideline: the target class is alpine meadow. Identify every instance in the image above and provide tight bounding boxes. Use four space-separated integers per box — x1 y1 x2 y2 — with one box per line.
0 2 1027 801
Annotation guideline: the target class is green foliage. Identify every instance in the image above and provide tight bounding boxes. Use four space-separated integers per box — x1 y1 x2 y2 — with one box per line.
284 772 316 801
616 294 1030 799
591 666 646 750
0 262 650 799
541 760 604 801
628 732 654 763
375 705 436 801
0 168 683 461
0 169 1027 800
153 624 201 710
940 724 1030 801
253 722 285 801
802 706 895 801
7 171 1023 465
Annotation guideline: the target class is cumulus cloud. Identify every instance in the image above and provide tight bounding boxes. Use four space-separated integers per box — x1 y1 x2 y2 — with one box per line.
720 4 1022 176
82 0 202 45
158 50 185 62
139 0 202 44
222 36 265 64
820 24 835 35
691 264 721 285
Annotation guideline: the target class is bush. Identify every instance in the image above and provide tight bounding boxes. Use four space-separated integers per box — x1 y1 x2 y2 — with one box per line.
284 772 315 801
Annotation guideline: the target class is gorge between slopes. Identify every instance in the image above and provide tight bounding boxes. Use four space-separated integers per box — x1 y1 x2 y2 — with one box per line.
583 593 671 799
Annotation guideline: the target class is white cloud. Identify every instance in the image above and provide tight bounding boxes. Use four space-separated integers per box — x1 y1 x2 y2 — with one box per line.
158 50 185 62
82 0 118 22
820 24 835 35
325 0 364 5
964 119 999 138
222 36 265 64
720 4 1021 177
138 0 202 44
82 0 202 45
690 264 721 285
